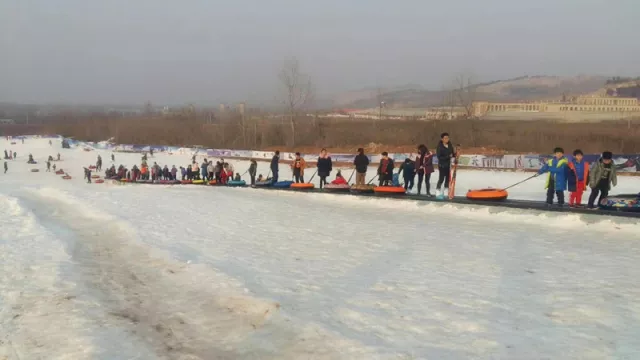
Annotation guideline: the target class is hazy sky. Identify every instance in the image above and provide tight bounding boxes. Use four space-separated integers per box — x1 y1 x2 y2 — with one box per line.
1 0 638 105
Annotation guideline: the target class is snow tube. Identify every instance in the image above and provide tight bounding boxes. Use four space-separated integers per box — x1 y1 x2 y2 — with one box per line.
30 169 40 172
324 184 350 192
120 178 129 182
254 180 273 187
599 195 640 212
192 179 205 185
55 170 64 175
374 186 406 194
181 180 192 185
208 180 218 185
227 180 246 187
290 182 314 190
273 180 294 188
91 175 100 179
350 184 375 194
466 188 508 201
94 179 105 184
62 175 72 180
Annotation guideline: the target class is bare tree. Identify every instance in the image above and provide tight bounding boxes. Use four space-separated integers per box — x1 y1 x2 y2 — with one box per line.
452 73 477 146
279 57 314 146
453 73 476 119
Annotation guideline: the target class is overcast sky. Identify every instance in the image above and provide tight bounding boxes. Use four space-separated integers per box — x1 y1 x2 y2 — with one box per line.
1 0 638 105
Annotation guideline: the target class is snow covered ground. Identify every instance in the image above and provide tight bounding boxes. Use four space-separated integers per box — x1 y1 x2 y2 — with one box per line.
1 138 640 359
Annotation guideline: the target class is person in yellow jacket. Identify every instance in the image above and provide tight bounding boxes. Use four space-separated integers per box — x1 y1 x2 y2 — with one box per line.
290 152 307 183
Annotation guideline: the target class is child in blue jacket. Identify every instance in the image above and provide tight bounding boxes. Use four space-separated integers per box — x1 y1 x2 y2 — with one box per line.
538 147 569 206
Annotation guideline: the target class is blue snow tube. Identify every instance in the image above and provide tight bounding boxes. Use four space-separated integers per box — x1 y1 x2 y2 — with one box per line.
254 180 273 187
272 180 294 188
227 180 247 187
599 193 640 212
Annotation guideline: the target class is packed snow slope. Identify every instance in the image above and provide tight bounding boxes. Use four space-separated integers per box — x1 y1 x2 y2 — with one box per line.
1 138 640 360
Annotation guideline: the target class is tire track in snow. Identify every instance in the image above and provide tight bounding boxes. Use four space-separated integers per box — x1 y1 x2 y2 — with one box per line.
20 188 285 360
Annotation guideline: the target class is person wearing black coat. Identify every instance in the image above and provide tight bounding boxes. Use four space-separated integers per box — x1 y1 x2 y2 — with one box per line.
316 148 333 189
398 158 416 191
270 151 280 183
353 148 370 185
248 160 257 185
435 132 456 197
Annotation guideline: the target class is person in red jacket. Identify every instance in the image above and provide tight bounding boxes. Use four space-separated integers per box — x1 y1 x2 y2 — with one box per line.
331 170 348 185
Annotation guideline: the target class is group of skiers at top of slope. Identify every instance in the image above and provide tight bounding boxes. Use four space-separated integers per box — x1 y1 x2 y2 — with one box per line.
537 147 618 209
262 133 458 197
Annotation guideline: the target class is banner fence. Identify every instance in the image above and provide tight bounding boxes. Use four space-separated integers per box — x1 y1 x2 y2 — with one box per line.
54 137 640 173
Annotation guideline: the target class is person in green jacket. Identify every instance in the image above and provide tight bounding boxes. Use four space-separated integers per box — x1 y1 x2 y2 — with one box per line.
587 151 617 209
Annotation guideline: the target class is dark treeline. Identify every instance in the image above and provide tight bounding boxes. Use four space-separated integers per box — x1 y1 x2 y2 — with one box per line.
1 114 639 154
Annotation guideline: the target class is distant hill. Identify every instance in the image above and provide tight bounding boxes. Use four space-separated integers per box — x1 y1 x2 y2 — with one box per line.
333 75 610 109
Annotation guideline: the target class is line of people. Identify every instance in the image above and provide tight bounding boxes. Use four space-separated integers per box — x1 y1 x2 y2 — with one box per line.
102 156 243 184
537 148 617 209
358 132 456 197
263 133 458 197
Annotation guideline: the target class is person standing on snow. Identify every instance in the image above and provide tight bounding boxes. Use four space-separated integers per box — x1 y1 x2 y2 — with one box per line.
170 165 178 180
4 161 7 174
415 144 434 196
46 160 51 172
248 160 257 186
207 161 214 181
435 132 456 198
111 153 115 162
290 152 306 183
200 160 208 181
377 152 394 186
84 167 92 183
587 151 617 209
316 148 332 189
57 153 60 161
270 151 280 183
399 157 416 191
353 148 370 186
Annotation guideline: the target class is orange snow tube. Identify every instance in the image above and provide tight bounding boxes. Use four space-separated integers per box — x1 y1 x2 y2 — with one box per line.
94 179 105 184
208 180 217 185
466 188 508 201
373 186 406 194
290 182 315 190
62 175 72 180
91 175 100 179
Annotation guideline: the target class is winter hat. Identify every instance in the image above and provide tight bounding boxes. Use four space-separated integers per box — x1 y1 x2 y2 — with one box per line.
553 147 564 154
602 151 613 160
